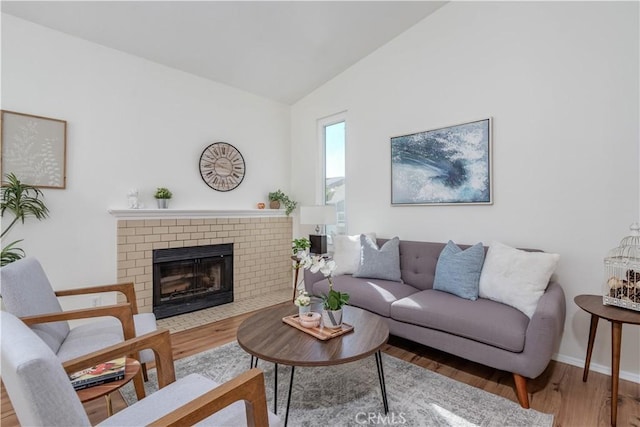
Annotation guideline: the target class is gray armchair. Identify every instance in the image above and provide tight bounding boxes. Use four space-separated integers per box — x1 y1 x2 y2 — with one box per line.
0 257 157 399
0 311 280 426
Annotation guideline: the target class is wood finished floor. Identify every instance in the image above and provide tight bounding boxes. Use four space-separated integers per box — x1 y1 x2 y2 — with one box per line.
2 303 639 426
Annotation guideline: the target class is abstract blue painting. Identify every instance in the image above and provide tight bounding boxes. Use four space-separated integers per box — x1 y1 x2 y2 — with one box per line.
391 118 492 205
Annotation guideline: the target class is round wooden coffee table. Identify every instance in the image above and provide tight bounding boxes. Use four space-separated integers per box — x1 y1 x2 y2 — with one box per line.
237 304 389 426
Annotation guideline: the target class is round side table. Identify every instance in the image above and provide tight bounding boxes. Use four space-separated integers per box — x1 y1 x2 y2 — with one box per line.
574 294 640 426
76 357 141 416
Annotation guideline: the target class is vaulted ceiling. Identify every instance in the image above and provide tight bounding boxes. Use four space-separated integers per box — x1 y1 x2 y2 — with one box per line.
2 1 446 104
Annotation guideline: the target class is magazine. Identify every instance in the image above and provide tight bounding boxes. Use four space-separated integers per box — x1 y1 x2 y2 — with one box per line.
69 357 126 391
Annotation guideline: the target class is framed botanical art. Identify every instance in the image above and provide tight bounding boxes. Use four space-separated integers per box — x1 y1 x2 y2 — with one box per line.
1 110 67 189
391 118 492 205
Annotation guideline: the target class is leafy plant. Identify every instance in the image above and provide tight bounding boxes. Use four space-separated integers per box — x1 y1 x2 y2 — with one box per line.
154 187 172 199
1 241 25 266
292 237 311 256
0 173 50 266
268 190 286 202
321 286 350 311
268 189 297 216
299 254 349 311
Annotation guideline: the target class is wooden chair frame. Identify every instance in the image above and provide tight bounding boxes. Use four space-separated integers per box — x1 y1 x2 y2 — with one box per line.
61 329 269 427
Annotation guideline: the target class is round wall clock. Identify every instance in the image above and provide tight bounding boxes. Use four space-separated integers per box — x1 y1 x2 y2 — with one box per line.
199 142 246 192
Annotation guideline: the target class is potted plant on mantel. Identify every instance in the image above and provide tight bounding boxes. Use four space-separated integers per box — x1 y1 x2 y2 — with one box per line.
268 189 297 216
300 254 349 329
154 187 172 209
0 173 50 266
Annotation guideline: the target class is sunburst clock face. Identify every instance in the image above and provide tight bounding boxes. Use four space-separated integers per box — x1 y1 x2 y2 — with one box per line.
199 142 246 192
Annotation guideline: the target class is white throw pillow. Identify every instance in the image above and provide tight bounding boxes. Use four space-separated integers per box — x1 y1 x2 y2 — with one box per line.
478 241 559 318
331 232 376 276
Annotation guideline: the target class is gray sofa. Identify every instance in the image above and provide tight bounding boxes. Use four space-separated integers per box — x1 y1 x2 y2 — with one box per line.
304 239 566 408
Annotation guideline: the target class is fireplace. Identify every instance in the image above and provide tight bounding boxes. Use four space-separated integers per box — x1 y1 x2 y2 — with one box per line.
152 244 233 319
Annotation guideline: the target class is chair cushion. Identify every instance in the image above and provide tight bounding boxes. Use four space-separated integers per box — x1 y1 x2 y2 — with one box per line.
133 313 158 363
312 275 418 318
0 311 91 427
99 373 281 427
0 257 70 353
56 318 124 362
56 314 156 363
390 289 529 352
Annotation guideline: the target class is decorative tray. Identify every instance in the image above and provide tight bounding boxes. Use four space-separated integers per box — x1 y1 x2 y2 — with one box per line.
282 314 354 341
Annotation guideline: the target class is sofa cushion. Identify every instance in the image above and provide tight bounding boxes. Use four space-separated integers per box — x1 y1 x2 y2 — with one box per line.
331 232 376 276
433 241 485 300
479 241 559 318
390 289 529 352
312 275 418 318
353 235 401 282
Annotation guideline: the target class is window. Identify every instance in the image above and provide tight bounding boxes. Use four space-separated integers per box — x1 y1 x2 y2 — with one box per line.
319 114 346 235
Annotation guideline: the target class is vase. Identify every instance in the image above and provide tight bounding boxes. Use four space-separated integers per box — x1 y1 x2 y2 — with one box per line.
157 199 169 209
322 308 343 329
299 311 321 328
298 305 311 317
269 200 280 209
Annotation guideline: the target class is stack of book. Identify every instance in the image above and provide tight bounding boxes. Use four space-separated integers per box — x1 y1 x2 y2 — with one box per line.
69 357 127 391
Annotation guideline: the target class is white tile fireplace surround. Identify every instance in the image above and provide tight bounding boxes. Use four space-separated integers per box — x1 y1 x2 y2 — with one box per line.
110 209 292 316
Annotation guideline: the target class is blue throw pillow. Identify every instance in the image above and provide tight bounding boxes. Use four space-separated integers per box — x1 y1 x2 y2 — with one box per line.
433 241 485 300
352 235 402 282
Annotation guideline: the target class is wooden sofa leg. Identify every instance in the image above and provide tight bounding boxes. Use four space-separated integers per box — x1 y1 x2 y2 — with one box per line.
513 373 530 409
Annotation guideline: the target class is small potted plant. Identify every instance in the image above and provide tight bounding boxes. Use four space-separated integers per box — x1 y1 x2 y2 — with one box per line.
268 189 297 216
292 237 311 259
300 254 349 329
154 187 172 209
294 290 312 317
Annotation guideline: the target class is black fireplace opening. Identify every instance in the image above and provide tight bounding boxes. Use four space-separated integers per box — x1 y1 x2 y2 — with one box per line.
152 244 233 319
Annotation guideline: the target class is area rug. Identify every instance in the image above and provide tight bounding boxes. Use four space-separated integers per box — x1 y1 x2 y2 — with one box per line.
121 341 553 426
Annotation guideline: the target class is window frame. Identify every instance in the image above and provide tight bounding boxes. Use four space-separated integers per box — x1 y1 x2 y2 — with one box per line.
317 111 347 235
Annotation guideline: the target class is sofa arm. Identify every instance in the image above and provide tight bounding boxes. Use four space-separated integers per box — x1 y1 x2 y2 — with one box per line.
521 281 566 378
303 269 325 294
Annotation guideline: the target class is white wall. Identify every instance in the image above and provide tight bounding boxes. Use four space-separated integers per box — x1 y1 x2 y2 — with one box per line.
292 2 640 379
1 15 291 293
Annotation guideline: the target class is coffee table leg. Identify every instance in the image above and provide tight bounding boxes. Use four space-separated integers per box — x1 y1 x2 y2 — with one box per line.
375 351 389 414
285 366 295 427
274 363 278 414
249 356 259 369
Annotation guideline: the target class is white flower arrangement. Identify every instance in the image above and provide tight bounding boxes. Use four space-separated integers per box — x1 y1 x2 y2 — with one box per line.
299 254 348 311
300 254 337 282
294 290 311 307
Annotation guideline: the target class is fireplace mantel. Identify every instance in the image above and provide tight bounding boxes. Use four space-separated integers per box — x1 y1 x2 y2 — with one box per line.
108 208 287 219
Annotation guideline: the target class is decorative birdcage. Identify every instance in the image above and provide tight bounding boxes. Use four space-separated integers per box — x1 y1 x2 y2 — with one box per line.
604 222 640 311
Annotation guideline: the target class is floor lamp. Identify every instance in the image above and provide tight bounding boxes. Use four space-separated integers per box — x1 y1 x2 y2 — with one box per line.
299 205 337 255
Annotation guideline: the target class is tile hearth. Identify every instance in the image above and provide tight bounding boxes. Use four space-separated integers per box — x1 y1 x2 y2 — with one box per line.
156 288 290 333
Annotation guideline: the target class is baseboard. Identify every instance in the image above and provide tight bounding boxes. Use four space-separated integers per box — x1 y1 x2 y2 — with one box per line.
552 353 640 384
